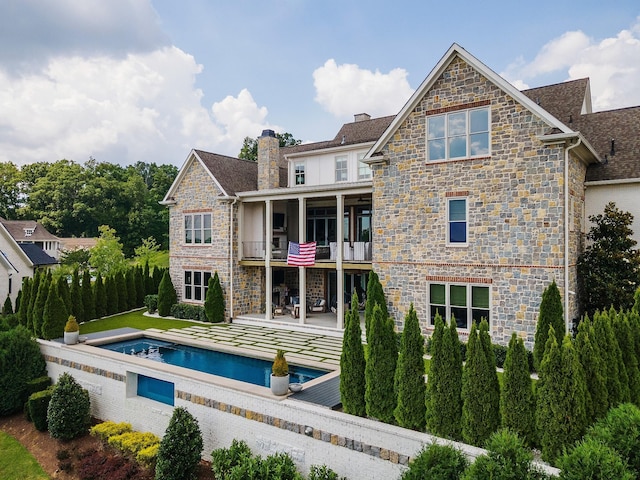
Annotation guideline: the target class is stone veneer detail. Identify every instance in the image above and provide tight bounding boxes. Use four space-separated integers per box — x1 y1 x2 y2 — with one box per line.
372 56 587 347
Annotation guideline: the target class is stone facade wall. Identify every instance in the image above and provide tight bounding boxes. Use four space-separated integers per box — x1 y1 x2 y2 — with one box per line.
258 133 280 191
168 158 232 318
373 57 585 346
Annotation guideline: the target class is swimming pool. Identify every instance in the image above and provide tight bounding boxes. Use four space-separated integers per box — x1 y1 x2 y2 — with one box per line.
98 338 328 388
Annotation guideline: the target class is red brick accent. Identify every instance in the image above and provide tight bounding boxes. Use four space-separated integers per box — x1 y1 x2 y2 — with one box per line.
425 100 491 116
425 275 493 284
445 191 469 197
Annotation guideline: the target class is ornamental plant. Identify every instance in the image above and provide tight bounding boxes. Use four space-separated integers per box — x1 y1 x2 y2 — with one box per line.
64 315 79 333
340 294 366 416
533 280 564 371
205 271 225 323
157 271 177 317
557 438 633 480
401 442 468 480
272 349 289 376
47 372 91 440
155 407 203 480
394 303 426 431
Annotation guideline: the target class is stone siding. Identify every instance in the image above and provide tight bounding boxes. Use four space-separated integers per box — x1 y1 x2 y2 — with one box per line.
373 57 585 345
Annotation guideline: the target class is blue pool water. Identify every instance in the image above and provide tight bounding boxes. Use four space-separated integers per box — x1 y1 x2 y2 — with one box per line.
99 338 327 388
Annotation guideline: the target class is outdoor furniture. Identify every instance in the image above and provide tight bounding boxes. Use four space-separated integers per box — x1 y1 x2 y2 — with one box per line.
291 305 300 318
310 298 326 313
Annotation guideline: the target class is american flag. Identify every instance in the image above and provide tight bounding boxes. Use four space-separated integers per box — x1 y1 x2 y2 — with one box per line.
287 241 317 266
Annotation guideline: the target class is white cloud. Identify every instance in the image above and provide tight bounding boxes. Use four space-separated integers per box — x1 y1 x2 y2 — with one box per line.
502 17 640 111
313 59 414 118
0 47 276 166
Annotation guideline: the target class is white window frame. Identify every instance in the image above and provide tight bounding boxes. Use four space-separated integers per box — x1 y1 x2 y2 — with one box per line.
357 152 371 180
294 161 306 185
428 282 491 330
427 106 490 161
335 155 348 182
447 197 468 246
184 213 212 244
183 270 212 302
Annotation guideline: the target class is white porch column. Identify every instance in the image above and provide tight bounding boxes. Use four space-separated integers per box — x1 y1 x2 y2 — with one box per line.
298 196 307 324
336 194 345 329
265 200 272 320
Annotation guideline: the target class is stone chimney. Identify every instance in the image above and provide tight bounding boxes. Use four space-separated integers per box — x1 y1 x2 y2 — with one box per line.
354 113 371 122
257 129 280 190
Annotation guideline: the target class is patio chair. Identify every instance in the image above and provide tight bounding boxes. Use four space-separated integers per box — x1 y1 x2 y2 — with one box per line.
310 298 326 313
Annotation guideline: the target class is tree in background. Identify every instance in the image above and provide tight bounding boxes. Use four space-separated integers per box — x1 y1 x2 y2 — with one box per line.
340 294 366 417
17 278 31 327
0 162 21 220
26 271 41 332
89 225 127 277
157 271 177 317
57 273 72 315
365 304 397 423
115 271 128 313
125 268 136 310
533 280 564 371
394 304 426 431
105 275 118 316
238 132 301 161
204 271 225 323
501 333 536 446
578 202 640 317
82 269 95 321
135 266 145 306
2 295 12 315
70 268 85 323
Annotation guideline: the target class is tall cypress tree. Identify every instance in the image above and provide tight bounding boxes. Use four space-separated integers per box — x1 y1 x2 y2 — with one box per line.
144 260 153 295
614 310 640 405
575 317 608 424
157 271 177 317
135 266 145 307
57 274 72 315
501 332 536 446
365 271 388 343
32 271 51 337
425 312 445 434
594 310 628 407
82 269 95 321
536 326 563 463
205 271 224 323
17 278 31 327
94 272 107 319
41 280 68 340
533 280 564 370
116 271 128 313
340 294 366 417
105 275 118 316
462 321 499 446
365 304 397 423
560 334 588 448
70 268 85 323
125 268 136 310
479 319 501 434
26 270 41 333
394 303 426 431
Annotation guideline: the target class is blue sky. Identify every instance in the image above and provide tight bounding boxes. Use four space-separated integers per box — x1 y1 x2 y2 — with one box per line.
0 1 639 167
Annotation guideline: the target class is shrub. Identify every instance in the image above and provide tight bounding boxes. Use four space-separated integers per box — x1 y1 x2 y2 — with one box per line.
401 442 468 480
463 429 539 480
260 451 302 479
144 294 158 314
170 302 207 321
308 464 347 480
272 349 289 376
108 431 160 456
90 421 133 443
340 294 366 416
584 403 640 476
136 443 159 469
155 406 203 480
557 438 634 480
211 439 253 479
394 303 426 431
24 375 52 398
157 271 177 317
365 304 397 423
0 326 47 415
27 386 55 431
47 372 91 440
64 315 79 332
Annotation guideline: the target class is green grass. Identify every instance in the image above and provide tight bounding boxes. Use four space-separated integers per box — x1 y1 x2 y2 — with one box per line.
79 309 216 334
0 431 49 480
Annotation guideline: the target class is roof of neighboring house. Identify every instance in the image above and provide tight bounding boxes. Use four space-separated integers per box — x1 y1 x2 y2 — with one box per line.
58 237 98 251
0 219 59 242
194 150 260 195
19 243 57 266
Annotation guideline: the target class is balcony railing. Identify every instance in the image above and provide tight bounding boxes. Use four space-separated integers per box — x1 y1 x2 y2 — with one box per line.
242 241 372 262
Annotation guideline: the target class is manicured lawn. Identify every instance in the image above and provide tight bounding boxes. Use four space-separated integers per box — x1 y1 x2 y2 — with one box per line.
0 431 49 480
79 309 214 334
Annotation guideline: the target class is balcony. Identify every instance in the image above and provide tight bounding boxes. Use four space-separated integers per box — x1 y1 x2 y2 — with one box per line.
241 241 372 263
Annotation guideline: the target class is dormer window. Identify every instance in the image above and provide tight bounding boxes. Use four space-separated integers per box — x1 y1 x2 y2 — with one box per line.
24 228 34 237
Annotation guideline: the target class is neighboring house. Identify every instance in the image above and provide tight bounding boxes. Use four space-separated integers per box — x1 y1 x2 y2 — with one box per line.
163 44 639 346
0 218 58 308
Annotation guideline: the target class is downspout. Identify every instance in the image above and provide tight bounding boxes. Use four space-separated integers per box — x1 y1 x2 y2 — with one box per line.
564 137 581 333
229 197 238 320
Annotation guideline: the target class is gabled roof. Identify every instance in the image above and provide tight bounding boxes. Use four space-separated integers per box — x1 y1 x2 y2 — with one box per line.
283 115 395 158
163 149 259 201
0 218 59 242
522 78 592 125
19 243 57 266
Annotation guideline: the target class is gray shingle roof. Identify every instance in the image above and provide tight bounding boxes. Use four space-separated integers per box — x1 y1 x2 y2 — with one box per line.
522 78 591 126
19 243 57 266
0 218 59 242
194 150 259 196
